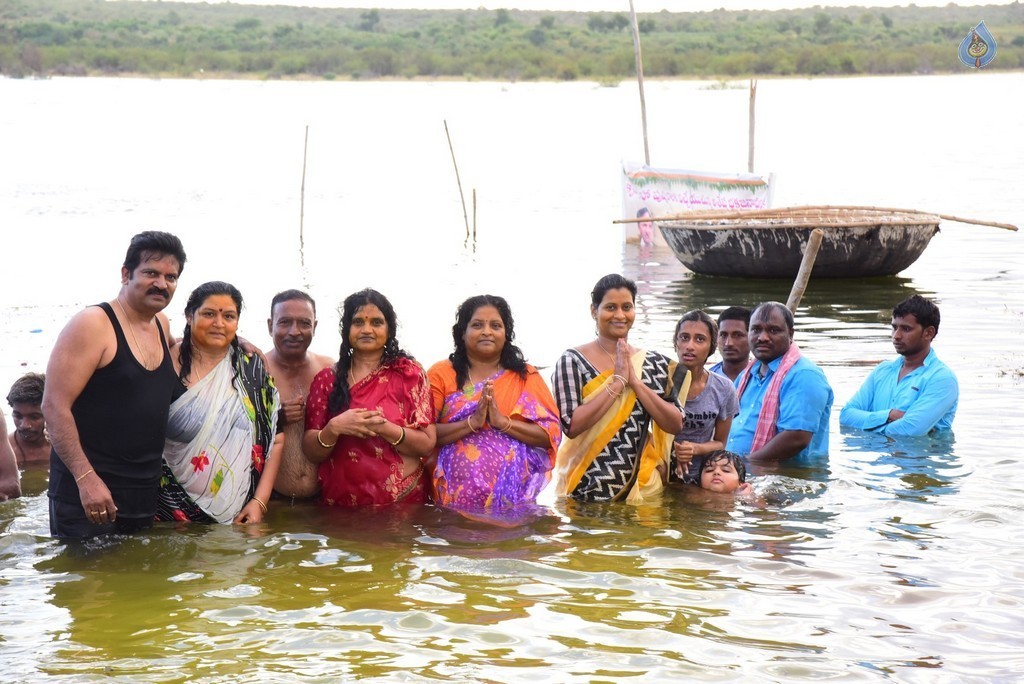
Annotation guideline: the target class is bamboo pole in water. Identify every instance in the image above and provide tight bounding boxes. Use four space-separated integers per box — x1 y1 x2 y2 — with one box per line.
444 119 471 241
748 79 757 173
299 125 308 267
628 0 650 165
786 229 825 312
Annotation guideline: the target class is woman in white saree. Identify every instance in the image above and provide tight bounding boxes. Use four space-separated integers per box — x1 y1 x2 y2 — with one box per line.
156 282 283 524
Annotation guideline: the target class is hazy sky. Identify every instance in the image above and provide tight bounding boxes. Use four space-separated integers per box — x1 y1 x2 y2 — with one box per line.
175 1 1017 11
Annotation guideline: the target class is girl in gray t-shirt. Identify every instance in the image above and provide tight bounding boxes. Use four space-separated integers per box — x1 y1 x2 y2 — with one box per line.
671 311 740 484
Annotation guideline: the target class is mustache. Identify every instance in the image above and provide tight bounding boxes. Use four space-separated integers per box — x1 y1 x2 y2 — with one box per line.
147 287 170 299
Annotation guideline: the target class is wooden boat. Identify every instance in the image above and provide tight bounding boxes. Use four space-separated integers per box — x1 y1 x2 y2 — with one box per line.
658 206 942 279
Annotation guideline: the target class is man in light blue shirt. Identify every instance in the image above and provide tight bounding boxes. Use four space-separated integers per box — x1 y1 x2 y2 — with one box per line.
726 302 833 462
840 295 958 436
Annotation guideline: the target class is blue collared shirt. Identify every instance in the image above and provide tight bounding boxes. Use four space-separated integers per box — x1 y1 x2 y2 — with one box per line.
839 348 958 436
709 360 725 377
726 355 833 459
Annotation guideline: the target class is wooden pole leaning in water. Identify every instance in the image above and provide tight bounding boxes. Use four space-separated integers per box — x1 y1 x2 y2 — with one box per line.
628 0 651 165
748 79 757 173
444 119 471 241
786 228 825 313
299 125 309 266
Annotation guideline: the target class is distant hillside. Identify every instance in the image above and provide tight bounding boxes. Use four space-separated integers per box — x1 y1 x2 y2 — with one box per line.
1 0 1021 79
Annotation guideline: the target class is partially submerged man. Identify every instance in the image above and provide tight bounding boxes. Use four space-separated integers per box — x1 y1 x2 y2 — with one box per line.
44 231 186 538
710 306 751 382
840 295 958 436
726 302 833 463
7 373 50 467
265 290 333 502
0 409 20 500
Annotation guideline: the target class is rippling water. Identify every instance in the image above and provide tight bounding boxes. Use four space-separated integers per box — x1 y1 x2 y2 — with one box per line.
1 74 1023 681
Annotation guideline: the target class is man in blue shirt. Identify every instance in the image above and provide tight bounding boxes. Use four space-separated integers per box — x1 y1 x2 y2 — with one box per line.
840 295 958 436
726 302 833 462
709 306 751 383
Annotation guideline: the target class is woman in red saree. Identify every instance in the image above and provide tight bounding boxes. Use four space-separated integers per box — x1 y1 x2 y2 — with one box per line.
303 289 435 506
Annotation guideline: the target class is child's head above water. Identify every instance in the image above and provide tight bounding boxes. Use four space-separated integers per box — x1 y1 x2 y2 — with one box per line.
698 450 747 493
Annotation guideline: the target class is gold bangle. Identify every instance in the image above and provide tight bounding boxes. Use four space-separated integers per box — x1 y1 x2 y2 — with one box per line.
605 385 622 398
498 415 513 433
388 426 406 447
612 374 628 386
251 496 268 514
317 429 337 448
75 468 94 483
467 416 478 433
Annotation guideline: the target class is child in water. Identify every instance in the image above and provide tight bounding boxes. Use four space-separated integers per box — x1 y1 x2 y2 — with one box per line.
696 450 753 497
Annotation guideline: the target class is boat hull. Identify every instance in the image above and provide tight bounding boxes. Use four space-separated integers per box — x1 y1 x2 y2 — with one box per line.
659 222 940 279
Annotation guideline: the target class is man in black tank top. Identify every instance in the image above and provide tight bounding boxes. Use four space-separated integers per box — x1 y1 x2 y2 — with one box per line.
44 232 187 539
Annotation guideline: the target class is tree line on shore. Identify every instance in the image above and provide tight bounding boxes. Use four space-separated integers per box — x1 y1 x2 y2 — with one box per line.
1 0 1022 80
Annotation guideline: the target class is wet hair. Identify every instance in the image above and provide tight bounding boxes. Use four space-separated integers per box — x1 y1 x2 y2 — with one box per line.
892 294 940 335
123 231 187 276
751 301 794 333
449 295 528 388
178 281 244 385
674 310 719 357
590 273 637 309
271 289 317 317
699 450 747 484
7 372 45 407
328 289 411 413
717 306 751 330
636 207 652 219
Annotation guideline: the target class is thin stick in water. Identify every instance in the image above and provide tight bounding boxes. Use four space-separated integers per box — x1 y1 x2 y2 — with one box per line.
444 119 471 241
299 125 309 271
748 79 757 173
628 0 650 166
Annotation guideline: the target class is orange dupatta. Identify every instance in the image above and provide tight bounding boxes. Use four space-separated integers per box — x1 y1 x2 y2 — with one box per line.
428 361 561 468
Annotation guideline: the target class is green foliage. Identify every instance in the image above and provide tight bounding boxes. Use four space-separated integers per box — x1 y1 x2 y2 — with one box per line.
1 0 1022 80
358 9 380 33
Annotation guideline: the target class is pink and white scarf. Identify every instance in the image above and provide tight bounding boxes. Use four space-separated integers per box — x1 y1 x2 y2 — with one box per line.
736 344 802 452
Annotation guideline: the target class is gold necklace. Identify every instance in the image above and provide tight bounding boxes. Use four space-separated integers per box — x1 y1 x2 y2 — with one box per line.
348 359 381 384
115 297 151 369
596 338 617 363
464 364 500 394
188 351 228 385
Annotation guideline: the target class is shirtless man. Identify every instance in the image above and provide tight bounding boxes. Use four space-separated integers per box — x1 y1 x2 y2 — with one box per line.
265 290 333 501
0 409 20 500
44 231 186 538
7 373 50 468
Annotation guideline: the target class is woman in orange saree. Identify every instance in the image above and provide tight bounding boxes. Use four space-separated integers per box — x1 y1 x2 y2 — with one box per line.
428 295 561 511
